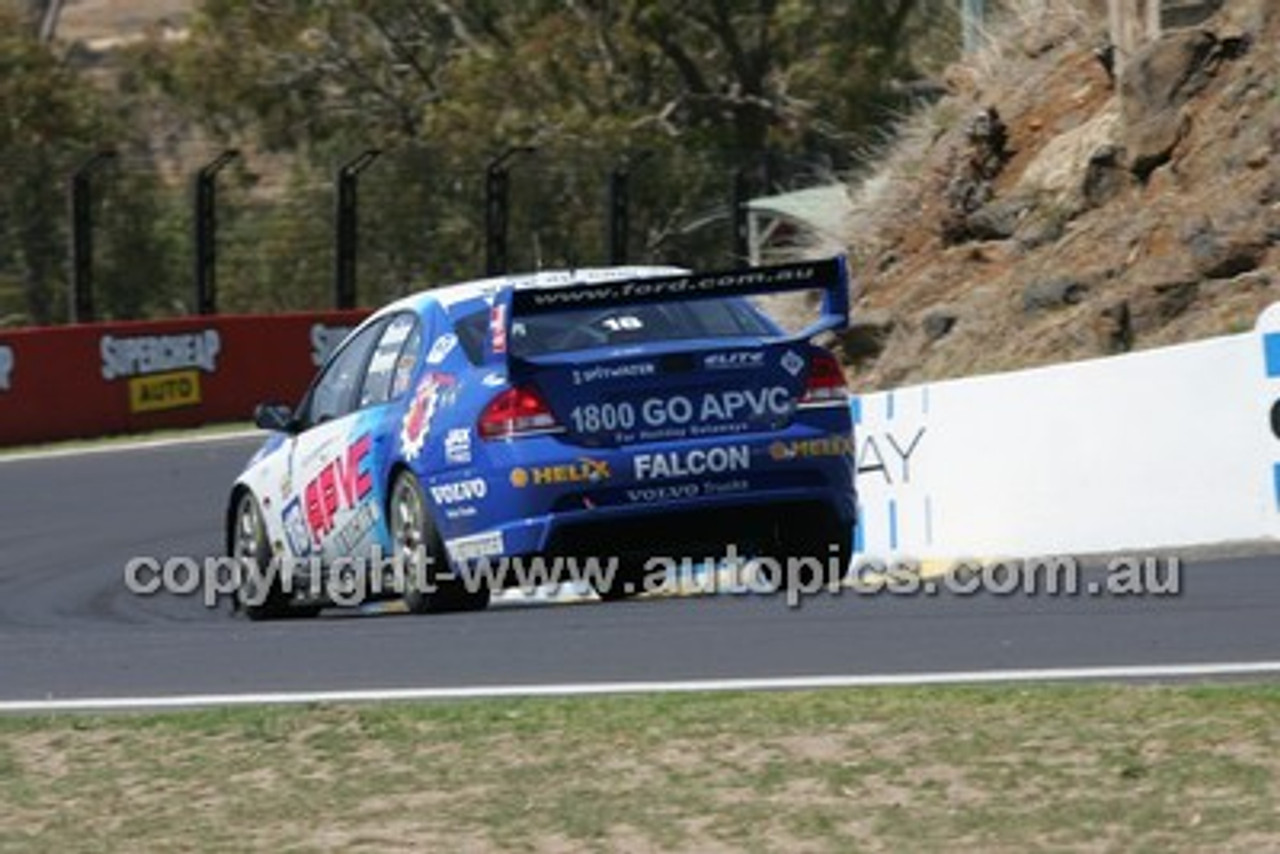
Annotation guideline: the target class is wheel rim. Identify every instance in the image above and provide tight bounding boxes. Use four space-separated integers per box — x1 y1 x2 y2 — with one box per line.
234 495 261 559
231 494 265 610
390 476 425 567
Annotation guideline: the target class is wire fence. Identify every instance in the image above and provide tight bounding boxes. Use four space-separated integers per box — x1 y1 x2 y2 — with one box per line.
1 142 831 327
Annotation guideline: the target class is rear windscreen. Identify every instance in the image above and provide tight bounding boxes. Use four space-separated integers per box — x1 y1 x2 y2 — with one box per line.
454 297 777 361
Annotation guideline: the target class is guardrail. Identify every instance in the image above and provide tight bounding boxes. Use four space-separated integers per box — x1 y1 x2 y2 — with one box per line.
0 311 369 447
851 302 1280 559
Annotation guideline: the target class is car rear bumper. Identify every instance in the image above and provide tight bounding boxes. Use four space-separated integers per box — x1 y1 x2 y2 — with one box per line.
433 409 856 566
516 488 853 556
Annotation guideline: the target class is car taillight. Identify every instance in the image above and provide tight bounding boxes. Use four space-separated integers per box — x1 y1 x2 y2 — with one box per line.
478 385 564 440
798 351 848 407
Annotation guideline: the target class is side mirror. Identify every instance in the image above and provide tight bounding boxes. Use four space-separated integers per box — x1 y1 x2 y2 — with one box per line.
253 403 297 434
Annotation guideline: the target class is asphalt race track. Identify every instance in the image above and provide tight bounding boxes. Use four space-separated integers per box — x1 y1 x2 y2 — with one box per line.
1 435 1278 704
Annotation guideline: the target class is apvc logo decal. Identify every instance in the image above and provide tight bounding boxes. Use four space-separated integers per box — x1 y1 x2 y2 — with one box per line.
100 330 221 414
568 387 792 443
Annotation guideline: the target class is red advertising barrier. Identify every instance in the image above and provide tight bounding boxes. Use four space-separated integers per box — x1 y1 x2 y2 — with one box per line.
0 310 370 447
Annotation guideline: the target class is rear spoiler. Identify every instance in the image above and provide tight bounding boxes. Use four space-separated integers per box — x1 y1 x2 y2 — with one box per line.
487 256 851 362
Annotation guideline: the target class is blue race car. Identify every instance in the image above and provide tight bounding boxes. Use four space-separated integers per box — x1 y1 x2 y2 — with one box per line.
226 258 857 618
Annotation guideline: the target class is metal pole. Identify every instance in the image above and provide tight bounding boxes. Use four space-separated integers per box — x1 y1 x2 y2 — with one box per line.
961 0 985 54
484 146 535 277
68 150 116 324
484 165 509 277
1145 0 1162 39
607 168 629 266
607 151 653 266
334 149 381 310
732 166 750 269
193 149 240 316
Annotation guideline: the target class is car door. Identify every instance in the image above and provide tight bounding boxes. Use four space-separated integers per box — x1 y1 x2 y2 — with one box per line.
280 317 390 564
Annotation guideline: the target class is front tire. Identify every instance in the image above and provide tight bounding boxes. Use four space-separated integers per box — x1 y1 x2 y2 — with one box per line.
390 470 490 614
229 490 319 620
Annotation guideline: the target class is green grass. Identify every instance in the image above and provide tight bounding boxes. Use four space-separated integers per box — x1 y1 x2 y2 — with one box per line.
0 421 256 459
1 684 1278 852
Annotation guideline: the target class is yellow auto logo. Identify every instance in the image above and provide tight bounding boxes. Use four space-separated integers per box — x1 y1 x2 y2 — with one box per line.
128 370 202 413
509 467 530 488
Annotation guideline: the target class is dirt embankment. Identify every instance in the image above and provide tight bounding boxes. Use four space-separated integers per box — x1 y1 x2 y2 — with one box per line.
840 0 1279 390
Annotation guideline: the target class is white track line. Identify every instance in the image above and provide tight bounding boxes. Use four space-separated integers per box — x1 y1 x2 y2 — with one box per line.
4 661 1280 713
0 429 262 464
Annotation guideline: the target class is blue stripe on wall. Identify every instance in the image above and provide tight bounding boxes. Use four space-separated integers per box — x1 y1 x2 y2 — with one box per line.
849 396 862 425
1273 464 1280 512
925 496 933 545
888 499 898 551
1265 333 1280 377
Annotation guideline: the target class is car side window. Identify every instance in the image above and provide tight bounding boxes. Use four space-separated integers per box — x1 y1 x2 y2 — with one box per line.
360 313 421 408
454 308 488 366
306 320 386 426
389 325 422 399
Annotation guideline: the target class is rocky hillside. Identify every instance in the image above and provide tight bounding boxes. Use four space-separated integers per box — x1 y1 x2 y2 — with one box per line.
53 0 190 48
840 0 1279 390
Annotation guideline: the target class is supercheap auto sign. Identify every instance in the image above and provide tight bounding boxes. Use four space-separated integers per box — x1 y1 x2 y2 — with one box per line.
0 310 367 447
100 329 222 413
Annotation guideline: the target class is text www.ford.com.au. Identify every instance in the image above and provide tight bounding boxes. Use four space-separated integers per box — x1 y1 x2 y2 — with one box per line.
123 549 1183 610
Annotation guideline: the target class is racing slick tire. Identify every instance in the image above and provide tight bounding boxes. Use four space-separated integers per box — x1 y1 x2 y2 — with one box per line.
757 514 852 594
229 490 321 621
591 559 666 602
390 469 491 615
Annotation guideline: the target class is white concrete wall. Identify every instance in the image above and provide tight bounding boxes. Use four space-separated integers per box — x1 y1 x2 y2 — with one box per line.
852 302 1280 560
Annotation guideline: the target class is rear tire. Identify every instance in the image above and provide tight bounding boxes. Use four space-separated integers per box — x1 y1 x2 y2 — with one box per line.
390 470 491 614
229 490 320 620
757 515 852 593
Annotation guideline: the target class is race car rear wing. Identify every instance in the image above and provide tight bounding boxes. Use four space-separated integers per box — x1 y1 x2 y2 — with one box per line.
487 256 851 362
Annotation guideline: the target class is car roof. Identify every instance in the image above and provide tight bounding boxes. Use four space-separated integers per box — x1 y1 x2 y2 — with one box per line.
378 265 690 318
